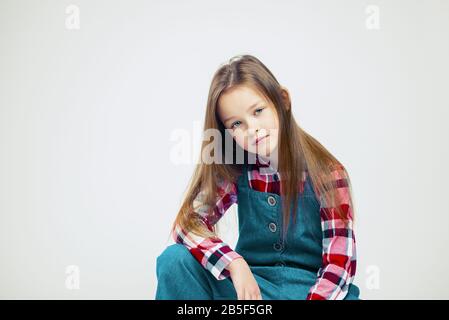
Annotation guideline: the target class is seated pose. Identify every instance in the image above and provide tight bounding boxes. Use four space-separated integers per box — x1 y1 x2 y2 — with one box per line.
156 54 361 300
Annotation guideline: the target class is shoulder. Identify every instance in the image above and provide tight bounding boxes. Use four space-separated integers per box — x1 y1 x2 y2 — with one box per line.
216 175 238 196
327 163 349 186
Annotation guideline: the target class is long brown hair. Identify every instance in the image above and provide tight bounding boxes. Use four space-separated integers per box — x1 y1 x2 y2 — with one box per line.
171 54 355 243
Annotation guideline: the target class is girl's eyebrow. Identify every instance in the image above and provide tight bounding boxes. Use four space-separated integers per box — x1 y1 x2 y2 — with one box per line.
224 100 263 123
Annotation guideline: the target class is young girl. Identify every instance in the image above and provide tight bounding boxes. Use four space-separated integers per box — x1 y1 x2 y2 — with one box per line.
155 54 361 300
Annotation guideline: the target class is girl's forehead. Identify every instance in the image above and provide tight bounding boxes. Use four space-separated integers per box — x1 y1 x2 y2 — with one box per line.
221 85 263 101
218 86 268 112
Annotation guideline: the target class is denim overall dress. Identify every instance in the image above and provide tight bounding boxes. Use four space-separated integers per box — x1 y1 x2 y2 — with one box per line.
155 163 361 300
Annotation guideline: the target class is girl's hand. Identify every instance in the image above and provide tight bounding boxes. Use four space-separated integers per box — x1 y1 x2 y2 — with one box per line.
227 258 262 300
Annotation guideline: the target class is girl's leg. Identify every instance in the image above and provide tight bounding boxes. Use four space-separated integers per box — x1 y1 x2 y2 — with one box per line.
155 243 237 300
343 283 362 300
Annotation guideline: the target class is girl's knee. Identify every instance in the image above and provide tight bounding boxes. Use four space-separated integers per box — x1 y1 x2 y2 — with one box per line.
156 244 199 277
155 244 215 300
344 283 361 300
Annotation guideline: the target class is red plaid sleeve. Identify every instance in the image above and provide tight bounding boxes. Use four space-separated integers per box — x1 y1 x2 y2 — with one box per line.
172 177 243 280
306 167 357 300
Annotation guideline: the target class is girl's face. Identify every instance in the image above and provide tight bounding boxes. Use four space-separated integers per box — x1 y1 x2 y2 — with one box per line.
217 85 280 160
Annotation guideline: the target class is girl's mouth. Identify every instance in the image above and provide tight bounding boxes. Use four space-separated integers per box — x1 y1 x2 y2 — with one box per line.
254 135 269 145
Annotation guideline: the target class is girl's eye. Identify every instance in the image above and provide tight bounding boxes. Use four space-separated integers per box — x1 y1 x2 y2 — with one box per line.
229 108 264 129
231 121 241 129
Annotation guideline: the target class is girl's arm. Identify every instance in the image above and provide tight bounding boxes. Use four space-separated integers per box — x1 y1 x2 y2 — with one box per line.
172 178 244 281
306 168 357 300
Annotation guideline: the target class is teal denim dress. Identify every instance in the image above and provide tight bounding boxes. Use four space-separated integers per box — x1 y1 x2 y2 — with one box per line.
155 163 361 300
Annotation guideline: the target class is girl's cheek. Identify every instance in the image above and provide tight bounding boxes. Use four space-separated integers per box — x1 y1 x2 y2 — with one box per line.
235 135 249 150
236 137 246 149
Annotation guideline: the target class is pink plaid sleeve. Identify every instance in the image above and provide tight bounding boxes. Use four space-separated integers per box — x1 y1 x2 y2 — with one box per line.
306 168 357 300
172 177 243 281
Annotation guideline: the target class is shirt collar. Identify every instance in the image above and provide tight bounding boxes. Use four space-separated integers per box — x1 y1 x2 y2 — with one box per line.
253 154 278 175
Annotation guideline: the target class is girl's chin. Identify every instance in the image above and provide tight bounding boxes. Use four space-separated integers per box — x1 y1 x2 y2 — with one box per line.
256 142 277 155
256 149 271 156
258 146 279 160
243 140 277 157
251 147 273 158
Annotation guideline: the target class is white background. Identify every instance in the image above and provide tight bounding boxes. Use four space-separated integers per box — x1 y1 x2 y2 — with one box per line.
1 0 448 299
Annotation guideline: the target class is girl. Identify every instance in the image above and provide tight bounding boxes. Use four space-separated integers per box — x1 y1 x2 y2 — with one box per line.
155 54 361 300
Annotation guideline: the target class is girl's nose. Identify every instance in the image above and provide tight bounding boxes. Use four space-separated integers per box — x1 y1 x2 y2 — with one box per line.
247 127 259 139
247 120 259 133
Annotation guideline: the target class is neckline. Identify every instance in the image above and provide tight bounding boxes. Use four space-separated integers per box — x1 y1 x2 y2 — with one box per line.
238 162 312 198
239 162 281 197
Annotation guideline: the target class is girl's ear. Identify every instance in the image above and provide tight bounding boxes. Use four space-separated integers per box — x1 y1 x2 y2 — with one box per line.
280 86 291 111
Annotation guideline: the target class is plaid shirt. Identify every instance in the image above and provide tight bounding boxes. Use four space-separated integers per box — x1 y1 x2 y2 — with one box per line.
173 155 357 300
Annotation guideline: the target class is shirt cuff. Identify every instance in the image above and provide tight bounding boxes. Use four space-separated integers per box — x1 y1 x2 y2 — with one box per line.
207 246 244 280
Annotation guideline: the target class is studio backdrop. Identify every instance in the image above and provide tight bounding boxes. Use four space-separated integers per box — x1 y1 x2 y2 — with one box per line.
1 0 448 299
